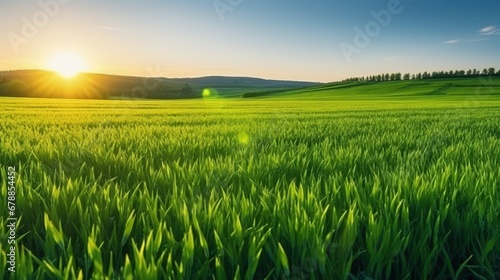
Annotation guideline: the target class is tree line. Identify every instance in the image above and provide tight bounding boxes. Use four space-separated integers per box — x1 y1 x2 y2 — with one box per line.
0 74 198 99
342 67 500 83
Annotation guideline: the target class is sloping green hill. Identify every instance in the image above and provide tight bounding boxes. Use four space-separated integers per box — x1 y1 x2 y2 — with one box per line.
245 78 500 100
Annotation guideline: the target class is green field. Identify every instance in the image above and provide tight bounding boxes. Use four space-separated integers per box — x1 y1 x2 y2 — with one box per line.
1 80 500 279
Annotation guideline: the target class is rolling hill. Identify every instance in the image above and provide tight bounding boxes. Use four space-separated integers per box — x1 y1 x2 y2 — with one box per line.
0 70 320 99
243 77 500 100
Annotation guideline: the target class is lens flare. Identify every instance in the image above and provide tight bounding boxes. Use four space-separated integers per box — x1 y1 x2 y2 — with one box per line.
238 132 250 145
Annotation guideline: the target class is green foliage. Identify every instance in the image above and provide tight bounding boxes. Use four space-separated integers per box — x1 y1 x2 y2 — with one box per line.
0 98 499 279
343 66 500 83
0 71 199 99
0 80 29 97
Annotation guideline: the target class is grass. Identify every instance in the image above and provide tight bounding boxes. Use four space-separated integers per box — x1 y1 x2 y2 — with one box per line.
1 89 500 279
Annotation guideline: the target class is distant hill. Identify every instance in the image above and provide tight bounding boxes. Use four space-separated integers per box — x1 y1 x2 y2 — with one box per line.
173 76 320 97
0 70 321 99
0 70 196 99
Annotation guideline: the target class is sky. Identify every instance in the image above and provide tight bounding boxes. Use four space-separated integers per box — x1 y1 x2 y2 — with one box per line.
1 0 500 82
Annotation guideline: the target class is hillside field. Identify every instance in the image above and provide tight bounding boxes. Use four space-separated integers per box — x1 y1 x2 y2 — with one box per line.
1 81 500 279
246 77 500 100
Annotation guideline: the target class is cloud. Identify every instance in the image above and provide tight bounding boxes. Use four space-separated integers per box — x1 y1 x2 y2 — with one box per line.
479 25 500 35
447 25 499 45
95 26 130 32
480 26 495 33
467 38 491 42
444 39 459 44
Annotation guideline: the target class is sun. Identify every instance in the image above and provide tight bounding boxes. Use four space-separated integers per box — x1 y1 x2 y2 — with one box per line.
46 53 87 78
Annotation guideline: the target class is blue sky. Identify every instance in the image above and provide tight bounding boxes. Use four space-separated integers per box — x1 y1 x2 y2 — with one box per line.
1 0 499 82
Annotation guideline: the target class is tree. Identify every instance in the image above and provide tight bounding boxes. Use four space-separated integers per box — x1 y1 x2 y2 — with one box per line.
180 84 194 96
0 76 6 85
337 66 500 84
0 79 29 97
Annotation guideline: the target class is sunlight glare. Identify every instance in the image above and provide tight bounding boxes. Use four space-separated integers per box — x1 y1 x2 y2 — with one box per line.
47 53 87 78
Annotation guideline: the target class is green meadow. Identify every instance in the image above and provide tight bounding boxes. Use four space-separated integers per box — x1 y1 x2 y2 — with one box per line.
1 78 500 279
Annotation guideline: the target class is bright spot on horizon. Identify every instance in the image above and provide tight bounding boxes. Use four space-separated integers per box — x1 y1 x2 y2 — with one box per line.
203 89 211 97
46 53 87 78
202 88 220 99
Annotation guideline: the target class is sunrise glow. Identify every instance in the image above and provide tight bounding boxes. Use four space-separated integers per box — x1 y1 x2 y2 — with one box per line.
46 53 87 78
